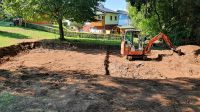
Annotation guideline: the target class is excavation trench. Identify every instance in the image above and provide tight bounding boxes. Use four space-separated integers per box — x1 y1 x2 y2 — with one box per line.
104 47 110 75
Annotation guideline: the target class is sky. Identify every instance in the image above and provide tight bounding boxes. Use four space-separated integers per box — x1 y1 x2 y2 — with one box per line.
104 0 127 11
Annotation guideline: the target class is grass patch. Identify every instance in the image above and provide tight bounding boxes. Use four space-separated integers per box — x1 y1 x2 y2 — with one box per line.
189 105 200 112
65 37 121 46
0 21 58 47
0 21 12 26
0 92 18 110
0 23 58 40
0 21 120 47
0 31 29 39
0 37 17 47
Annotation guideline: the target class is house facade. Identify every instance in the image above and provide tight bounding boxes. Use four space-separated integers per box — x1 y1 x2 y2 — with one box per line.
83 4 119 34
117 10 131 26
112 10 135 34
82 5 135 34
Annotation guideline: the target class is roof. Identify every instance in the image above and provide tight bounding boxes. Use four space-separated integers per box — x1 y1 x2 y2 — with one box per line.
117 10 128 15
125 29 141 32
97 4 118 14
118 25 135 29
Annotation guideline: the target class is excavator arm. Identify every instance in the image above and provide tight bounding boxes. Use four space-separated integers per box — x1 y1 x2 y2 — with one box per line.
144 32 176 54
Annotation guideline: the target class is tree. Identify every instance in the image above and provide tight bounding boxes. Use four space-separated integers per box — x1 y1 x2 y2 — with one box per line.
2 0 49 24
2 0 105 40
127 0 200 44
0 0 3 18
128 5 159 36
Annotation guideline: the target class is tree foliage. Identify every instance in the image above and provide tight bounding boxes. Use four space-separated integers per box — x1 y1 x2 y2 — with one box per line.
2 0 105 40
70 22 84 30
0 0 3 18
128 5 159 36
2 0 46 21
37 0 105 40
127 0 200 44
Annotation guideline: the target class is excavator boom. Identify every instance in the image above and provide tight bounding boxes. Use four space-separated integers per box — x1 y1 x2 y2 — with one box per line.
144 32 176 54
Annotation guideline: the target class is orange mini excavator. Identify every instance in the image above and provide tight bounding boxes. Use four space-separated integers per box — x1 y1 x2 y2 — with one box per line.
121 29 182 60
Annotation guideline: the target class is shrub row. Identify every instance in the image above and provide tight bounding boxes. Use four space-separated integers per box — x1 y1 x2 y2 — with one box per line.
26 23 122 40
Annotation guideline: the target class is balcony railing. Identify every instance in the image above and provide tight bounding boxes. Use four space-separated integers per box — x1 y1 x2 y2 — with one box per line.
91 21 104 27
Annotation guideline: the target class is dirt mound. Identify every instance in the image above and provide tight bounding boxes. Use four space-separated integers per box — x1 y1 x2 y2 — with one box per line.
0 42 40 58
110 45 200 79
0 42 40 64
177 45 200 55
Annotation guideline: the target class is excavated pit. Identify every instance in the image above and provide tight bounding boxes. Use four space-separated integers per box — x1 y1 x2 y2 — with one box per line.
0 41 200 112
1 42 199 79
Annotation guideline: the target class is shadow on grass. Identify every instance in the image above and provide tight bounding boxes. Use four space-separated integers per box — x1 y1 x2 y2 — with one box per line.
0 31 29 39
0 21 13 27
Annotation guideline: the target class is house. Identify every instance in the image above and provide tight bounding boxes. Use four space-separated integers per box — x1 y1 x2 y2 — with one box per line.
83 4 119 34
117 10 131 26
112 10 135 34
82 5 136 34
82 22 92 32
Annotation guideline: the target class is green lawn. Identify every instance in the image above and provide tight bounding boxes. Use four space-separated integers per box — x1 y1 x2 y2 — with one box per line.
0 21 58 47
0 21 120 48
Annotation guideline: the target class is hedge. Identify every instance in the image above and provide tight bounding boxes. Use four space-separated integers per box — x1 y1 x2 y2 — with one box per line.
26 23 122 40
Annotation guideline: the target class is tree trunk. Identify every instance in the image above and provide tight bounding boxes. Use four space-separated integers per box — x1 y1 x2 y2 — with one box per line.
24 21 27 28
191 24 200 38
153 0 162 30
58 18 65 40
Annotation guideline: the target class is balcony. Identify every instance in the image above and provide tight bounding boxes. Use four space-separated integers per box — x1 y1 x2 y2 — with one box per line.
91 21 104 27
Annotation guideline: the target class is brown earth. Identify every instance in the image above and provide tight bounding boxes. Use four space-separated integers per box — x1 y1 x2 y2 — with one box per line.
0 43 200 112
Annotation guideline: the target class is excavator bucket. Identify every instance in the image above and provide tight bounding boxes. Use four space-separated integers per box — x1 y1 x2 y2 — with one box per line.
173 49 185 56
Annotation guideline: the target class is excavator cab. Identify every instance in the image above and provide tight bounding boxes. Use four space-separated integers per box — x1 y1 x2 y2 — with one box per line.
121 29 146 60
124 29 143 51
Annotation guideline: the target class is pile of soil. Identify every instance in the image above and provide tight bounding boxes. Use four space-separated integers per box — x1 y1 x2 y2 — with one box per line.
0 42 40 64
110 45 200 79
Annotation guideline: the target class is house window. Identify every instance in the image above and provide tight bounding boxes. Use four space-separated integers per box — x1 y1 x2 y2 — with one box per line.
98 16 101 20
102 16 104 20
110 16 113 21
115 16 118 21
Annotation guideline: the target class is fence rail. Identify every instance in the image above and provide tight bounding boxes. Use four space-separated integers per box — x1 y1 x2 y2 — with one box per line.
26 23 122 40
